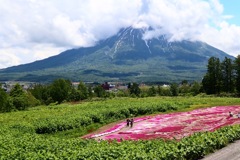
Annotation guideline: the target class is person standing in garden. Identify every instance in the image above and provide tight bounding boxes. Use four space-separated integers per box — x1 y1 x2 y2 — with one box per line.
229 111 233 117
126 118 130 127
130 118 134 127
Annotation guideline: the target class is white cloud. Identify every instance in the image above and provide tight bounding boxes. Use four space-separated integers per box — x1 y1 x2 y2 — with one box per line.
0 0 239 69
200 22 240 56
0 51 21 69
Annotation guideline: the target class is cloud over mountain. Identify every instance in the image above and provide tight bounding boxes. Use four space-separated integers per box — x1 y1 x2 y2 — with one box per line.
0 0 240 68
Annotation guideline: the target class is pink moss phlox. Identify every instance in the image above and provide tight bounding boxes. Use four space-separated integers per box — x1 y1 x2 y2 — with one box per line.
88 106 240 141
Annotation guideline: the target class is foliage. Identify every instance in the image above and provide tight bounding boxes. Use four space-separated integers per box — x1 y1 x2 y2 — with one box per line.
26 92 41 107
202 57 222 94
0 85 10 112
9 83 25 97
128 82 141 96
221 57 234 93
170 83 179 96
1 125 240 159
29 84 50 104
77 81 89 100
49 79 73 104
9 83 38 111
147 86 157 97
93 85 108 98
190 81 201 96
179 83 191 95
157 85 172 96
235 55 240 95
202 56 238 95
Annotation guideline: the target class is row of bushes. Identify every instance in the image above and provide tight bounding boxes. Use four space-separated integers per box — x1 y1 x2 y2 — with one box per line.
34 102 180 134
1 124 240 159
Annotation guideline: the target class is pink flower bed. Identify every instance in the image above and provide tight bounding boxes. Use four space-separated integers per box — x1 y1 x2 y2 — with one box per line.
84 106 240 141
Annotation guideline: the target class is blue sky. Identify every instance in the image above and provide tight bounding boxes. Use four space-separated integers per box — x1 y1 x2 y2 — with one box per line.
220 0 240 25
0 0 240 69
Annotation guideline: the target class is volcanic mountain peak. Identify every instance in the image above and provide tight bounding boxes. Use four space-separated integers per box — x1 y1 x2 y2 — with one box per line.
101 26 173 60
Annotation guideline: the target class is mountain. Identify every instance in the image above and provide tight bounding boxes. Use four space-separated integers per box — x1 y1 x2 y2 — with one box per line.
0 27 234 83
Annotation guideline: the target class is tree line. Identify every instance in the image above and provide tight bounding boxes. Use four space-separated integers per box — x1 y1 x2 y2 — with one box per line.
0 79 200 113
0 55 239 113
202 56 240 95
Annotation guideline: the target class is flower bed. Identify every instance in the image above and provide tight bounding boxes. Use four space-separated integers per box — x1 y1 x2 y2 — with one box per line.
85 106 240 141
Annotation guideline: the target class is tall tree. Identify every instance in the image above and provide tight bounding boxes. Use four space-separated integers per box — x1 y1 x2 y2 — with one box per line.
77 82 89 100
50 79 72 104
9 83 29 110
0 84 10 112
202 57 222 94
170 83 179 96
221 57 234 93
157 85 162 96
235 55 240 95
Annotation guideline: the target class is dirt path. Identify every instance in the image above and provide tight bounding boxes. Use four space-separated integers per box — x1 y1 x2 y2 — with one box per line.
91 119 145 140
201 140 240 160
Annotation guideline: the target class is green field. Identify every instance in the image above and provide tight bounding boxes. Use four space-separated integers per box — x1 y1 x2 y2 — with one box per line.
1 97 240 159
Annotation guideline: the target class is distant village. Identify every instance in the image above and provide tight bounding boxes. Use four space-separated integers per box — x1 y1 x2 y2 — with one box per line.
0 81 132 93
0 81 36 92
0 81 170 93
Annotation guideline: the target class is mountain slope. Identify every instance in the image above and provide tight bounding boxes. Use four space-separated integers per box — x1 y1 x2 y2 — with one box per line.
0 27 234 83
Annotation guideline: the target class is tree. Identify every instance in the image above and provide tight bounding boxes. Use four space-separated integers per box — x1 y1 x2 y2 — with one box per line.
88 86 93 99
235 55 240 95
77 82 88 100
29 84 50 104
181 80 188 85
157 85 162 96
190 81 201 96
0 84 10 112
94 85 107 98
9 83 24 97
9 83 29 110
202 57 222 94
50 79 72 104
128 83 141 96
179 81 190 95
157 85 171 96
147 86 156 97
170 83 179 96
68 87 80 102
221 57 234 93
